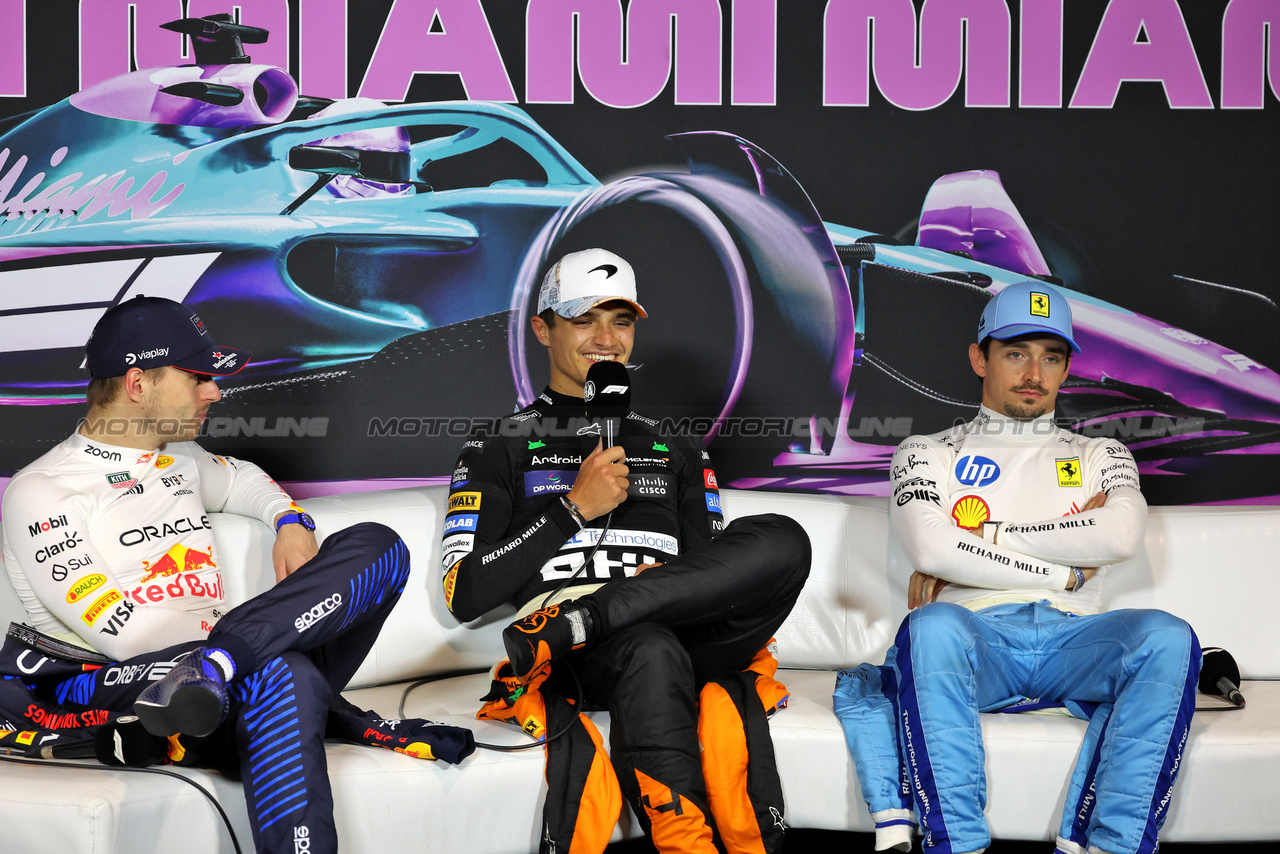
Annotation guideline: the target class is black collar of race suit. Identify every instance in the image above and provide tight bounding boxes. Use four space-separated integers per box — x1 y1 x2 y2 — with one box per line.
536 387 590 415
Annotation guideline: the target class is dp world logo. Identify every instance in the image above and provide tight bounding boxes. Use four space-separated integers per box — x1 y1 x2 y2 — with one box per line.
955 455 1000 488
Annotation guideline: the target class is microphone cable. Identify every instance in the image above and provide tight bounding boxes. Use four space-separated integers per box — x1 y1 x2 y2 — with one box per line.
0 753 243 854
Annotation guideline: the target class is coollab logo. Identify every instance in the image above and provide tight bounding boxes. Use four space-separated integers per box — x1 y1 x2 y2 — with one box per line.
954 455 1000 488
295 594 342 632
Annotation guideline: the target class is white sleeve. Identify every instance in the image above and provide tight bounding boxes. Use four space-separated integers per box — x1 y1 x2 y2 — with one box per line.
189 445 296 528
889 439 1073 590
993 440 1147 566
2 474 208 661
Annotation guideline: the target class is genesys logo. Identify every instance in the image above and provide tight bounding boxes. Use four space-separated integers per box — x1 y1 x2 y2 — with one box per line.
295 594 342 633
65 574 108 604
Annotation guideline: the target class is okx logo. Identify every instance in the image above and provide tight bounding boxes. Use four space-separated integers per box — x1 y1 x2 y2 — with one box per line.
955 455 1000 488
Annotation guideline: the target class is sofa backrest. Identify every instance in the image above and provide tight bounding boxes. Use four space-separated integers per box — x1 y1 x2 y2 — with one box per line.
2 488 1277 685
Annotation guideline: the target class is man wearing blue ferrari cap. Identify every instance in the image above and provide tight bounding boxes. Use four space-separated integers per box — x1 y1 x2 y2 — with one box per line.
834 281 1200 854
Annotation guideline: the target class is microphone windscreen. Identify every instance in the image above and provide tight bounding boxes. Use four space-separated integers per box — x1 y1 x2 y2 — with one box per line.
94 715 168 767
584 359 631 417
1198 647 1241 695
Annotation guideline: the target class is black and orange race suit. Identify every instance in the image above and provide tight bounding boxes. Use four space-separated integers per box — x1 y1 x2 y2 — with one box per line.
446 387 811 854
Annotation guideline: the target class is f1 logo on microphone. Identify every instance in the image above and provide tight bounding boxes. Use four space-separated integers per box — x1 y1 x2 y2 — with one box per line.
955 455 1000 488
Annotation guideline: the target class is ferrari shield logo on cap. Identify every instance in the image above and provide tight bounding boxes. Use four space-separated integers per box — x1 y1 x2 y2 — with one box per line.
1029 292 1051 318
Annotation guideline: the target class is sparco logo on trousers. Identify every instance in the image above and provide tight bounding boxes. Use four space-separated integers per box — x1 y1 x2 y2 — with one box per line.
296 595 342 632
294 826 311 853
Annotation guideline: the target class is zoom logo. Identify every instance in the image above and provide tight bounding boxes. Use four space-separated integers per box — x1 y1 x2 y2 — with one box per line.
954 455 1000 488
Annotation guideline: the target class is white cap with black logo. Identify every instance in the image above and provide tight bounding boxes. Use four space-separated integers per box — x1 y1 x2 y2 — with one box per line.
537 248 647 319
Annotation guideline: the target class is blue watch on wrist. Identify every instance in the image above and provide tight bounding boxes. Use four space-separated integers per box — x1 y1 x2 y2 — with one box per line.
275 511 316 533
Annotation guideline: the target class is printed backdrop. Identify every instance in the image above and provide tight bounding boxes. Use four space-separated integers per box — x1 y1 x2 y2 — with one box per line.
1 0 1277 505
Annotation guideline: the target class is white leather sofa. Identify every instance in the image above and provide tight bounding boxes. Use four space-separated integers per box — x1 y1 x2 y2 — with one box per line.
1 487 1277 853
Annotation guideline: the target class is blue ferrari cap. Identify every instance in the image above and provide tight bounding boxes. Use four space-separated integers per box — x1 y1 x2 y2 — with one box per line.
86 296 250 378
978 281 1080 353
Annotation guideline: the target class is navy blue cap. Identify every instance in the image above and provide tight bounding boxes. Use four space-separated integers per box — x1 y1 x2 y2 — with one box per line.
85 297 250 379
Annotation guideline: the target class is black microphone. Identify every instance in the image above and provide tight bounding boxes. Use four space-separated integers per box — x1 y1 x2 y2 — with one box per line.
583 360 631 447
1199 647 1245 708
93 715 169 767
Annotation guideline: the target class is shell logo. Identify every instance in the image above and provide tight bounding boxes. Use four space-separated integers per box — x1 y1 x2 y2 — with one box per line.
66 573 108 604
951 495 990 531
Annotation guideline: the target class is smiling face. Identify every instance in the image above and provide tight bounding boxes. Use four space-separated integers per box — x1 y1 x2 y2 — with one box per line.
531 301 637 396
970 334 1071 420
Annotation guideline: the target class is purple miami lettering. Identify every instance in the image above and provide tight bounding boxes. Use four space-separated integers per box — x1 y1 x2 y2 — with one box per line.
1070 0 1213 108
1222 0 1280 109
79 0 289 89
359 0 516 101
526 0 723 107
823 0 1011 109
0 0 24 97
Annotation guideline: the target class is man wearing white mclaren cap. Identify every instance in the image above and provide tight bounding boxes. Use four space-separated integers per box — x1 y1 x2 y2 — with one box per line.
834 281 1200 854
443 249 811 852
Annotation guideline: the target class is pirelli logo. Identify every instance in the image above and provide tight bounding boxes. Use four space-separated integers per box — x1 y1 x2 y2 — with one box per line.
448 492 481 513
443 564 459 610
81 589 123 627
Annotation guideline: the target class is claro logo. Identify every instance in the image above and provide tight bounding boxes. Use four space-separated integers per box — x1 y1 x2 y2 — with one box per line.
295 594 341 632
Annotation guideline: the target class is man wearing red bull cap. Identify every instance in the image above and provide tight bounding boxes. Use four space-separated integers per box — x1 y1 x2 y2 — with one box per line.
1 296 473 854
833 281 1200 854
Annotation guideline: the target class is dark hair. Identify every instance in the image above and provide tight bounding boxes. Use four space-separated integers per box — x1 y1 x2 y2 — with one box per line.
538 307 558 328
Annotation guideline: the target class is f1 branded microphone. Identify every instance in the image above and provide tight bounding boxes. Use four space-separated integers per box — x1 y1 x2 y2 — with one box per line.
583 360 631 448
93 715 169 767
1199 647 1245 708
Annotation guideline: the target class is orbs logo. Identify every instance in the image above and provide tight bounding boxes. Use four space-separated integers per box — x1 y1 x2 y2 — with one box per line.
954 455 1000 488
66 574 108 604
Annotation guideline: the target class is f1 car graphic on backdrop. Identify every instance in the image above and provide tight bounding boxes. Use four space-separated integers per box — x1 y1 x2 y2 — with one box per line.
1 14 1277 503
